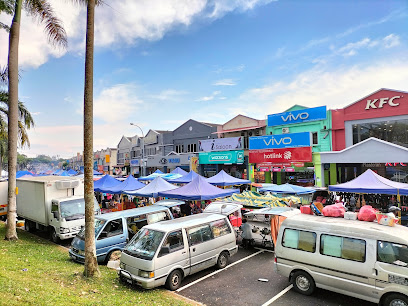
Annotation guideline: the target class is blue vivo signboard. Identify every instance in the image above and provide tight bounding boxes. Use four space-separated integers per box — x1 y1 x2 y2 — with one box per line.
267 106 327 126
249 132 312 150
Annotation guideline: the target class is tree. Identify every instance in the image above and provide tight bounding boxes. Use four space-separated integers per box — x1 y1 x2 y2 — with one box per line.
83 0 100 277
5 0 66 241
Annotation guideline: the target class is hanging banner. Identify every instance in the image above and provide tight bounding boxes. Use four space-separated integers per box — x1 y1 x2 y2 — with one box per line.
190 156 198 173
199 150 245 164
249 132 311 150
267 106 327 126
249 147 312 163
198 137 242 152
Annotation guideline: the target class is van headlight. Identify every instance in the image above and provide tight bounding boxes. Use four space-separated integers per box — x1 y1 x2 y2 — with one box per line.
60 227 70 233
138 270 154 278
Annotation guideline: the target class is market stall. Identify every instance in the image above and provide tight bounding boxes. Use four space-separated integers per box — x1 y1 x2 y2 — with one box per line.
124 176 178 197
206 170 251 186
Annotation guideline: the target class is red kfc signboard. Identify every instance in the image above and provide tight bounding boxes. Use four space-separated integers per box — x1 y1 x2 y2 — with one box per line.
249 147 312 163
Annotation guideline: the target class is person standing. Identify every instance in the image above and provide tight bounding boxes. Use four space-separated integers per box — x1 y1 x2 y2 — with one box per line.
240 218 253 248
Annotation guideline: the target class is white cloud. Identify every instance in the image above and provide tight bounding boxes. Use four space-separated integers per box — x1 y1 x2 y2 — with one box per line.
150 89 188 101
236 57 408 118
383 34 400 48
91 84 143 123
0 0 271 68
197 90 221 101
213 79 236 86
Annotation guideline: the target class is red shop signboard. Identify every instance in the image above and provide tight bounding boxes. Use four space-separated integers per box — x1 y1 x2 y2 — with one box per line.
249 147 312 164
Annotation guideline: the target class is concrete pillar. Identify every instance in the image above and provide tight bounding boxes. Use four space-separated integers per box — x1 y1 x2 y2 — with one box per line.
330 163 337 185
249 163 255 191
264 171 272 183
276 172 282 185
313 153 324 187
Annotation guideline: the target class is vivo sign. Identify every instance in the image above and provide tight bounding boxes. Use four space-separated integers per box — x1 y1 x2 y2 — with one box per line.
365 96 401 110
268 106 327 126
249 132 312 150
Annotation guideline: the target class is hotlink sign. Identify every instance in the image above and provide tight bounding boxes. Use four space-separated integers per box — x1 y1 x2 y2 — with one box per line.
249 132 312 150
267 106 327 126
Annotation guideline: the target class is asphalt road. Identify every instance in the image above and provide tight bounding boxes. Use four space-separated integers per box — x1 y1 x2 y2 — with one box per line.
175 246 376 306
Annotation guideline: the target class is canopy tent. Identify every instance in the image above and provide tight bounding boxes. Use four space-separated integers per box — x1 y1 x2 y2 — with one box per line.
154 169 164 174
167 170 202 184
328 169 408 195
259 183 315 195
171 167 188 176
138 172 182 181
100 175 145 194
59 171 71 177
16 170 34 178
52 169 63 175
93 169 103 175
67 169 77 175
93 174 121 192
124 176 178 197
158 176 240 200
206 170 251 186
161 173 182 181
138 173 161 181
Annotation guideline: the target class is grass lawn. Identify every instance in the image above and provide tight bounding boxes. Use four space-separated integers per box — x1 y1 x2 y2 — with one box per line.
0 222 193 305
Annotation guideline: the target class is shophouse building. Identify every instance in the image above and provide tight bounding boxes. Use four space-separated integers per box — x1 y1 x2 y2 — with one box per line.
199 115 265 178
317 88 408 186
171 119 219 175
68 152 83 171
258 105 332 186
94 148 117 175
115 136 132 176
144 130 175 174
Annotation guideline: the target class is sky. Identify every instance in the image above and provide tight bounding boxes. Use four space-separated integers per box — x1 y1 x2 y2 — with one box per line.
0 0 408 159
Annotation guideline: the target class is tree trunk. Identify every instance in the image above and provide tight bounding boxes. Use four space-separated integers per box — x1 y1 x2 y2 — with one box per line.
5 0 22 241
83 0 99 277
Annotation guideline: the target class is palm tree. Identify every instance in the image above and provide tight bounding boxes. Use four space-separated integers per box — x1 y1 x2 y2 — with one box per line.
83 0 100 277
5 0 66 241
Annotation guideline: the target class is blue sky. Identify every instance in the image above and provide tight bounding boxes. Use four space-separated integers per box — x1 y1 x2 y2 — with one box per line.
0 0 407 158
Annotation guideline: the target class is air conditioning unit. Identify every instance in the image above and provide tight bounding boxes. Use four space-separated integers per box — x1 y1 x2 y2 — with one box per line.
56 180 79 190
248 131 253 136
282 127 290 134
255 130 260 136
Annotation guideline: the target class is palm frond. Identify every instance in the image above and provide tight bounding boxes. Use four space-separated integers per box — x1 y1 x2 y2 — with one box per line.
24 0 67 48
17 121 30 148
17 101 35 129
0 66 7 85
0 22 10 32
0 0 14 15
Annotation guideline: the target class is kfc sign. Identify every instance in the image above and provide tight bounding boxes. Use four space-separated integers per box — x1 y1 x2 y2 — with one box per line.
365 96 401 110
249 147 312 163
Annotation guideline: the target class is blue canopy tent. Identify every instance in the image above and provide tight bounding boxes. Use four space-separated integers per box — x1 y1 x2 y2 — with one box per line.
67 169 77 175
154 169 164 174
124 176 178 197
16 170 34 178
329 169 408 195
59 171 71 177
138 173 162 181
93 174 121 192
93 169 103 175
167 170 202 184
171 167 188 176
158 176 240 200
161 173 182 181
138 172 182 182
52 169 63 175
206 170 251 187
259 183 315 195
100 175 145 194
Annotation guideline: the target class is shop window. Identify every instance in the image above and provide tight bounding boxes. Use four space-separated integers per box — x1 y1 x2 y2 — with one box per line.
320 234 366 262
282 228 316 252
312 132 318 145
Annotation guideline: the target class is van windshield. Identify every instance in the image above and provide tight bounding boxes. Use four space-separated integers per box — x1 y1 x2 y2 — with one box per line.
378 241 408 267
123 228 165 260
60 198 99 221
76 219 106 240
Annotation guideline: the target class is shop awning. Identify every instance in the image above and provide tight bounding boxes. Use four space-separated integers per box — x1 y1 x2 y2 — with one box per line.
320 137 408 163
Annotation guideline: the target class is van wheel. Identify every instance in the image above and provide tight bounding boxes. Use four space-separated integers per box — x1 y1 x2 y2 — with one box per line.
292 271 315 296
51 228 60 243
166 270 182 291
104 250 121 264
25 220 35 232
216 252 229 269
383 293 408 306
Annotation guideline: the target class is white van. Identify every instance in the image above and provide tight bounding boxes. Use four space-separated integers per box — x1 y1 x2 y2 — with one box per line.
118 213 238 290
274 214 408 306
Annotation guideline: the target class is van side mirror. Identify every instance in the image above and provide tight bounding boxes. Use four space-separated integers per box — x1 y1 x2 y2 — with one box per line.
99 231 108 239
160 246 170 255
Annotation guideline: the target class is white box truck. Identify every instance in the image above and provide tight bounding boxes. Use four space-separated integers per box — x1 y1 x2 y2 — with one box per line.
16 176 100 242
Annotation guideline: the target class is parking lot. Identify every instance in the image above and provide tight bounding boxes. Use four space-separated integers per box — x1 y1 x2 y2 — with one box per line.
175 246 376 306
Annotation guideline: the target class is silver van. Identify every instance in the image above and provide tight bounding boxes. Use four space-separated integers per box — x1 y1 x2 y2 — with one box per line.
118 213 238 290
69 205 172 264
274 214 408 306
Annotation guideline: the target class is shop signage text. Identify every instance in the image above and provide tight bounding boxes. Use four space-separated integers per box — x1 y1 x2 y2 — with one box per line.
268 106 327 126
385 163 407 166
130 159 139 166
249 132 311 150
199 150 244 164
198 137 242 152
249 147 312 163
365 96 401 110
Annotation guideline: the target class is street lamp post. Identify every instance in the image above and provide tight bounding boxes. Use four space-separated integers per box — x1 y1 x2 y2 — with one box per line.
130 123 145 176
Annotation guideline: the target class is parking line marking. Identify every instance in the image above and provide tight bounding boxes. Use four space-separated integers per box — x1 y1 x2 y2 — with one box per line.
176 249 265 292
261 284 293 306
254 247 274 253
